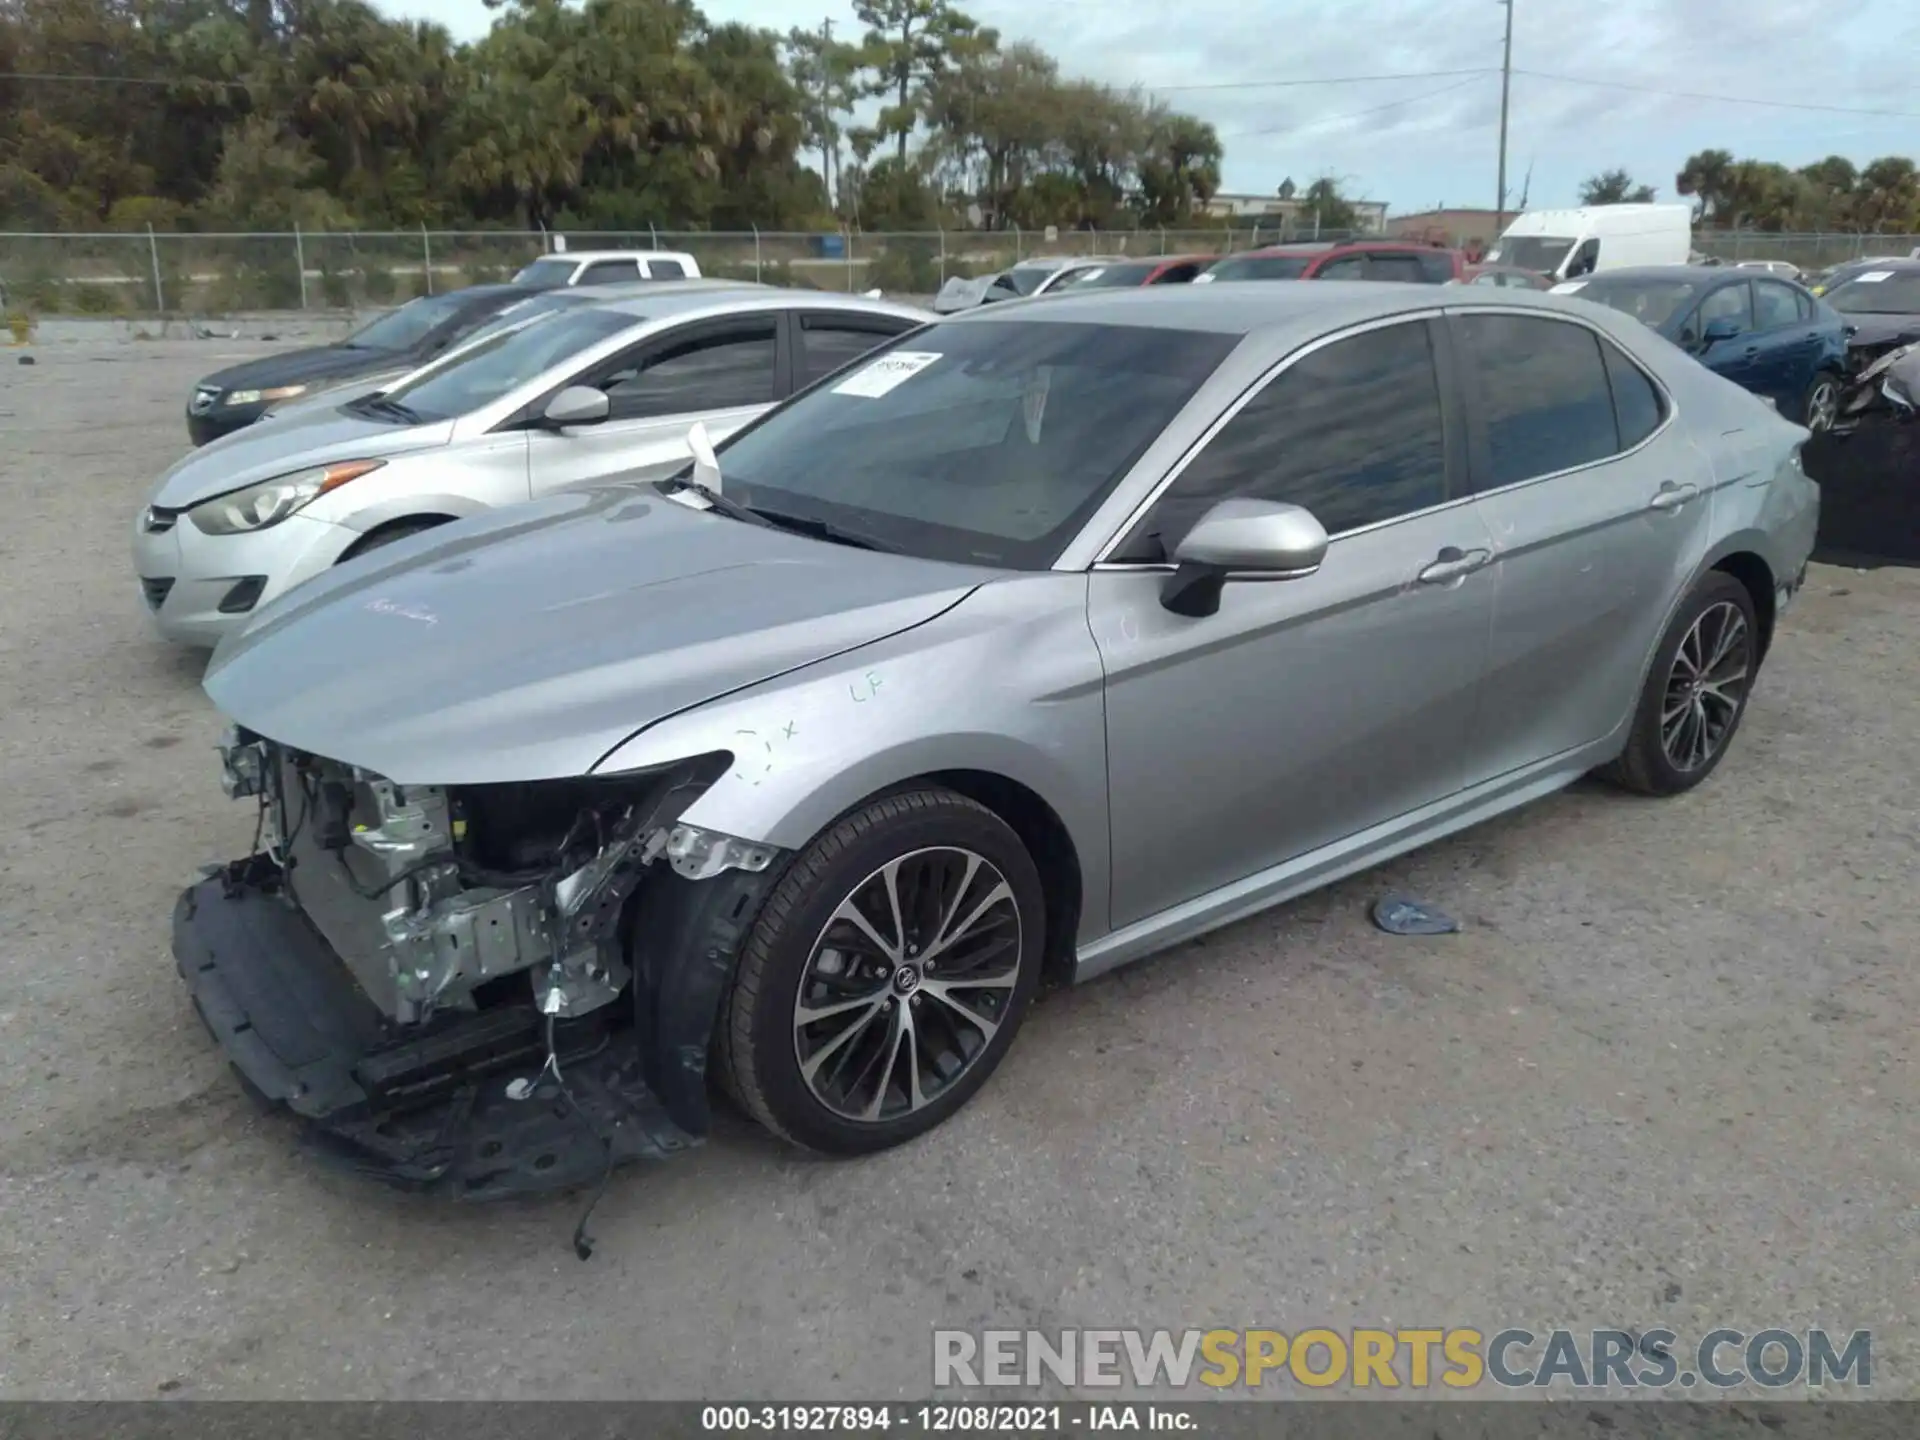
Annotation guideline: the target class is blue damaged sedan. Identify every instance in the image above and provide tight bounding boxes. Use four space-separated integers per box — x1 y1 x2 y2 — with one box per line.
1553 265 1849 431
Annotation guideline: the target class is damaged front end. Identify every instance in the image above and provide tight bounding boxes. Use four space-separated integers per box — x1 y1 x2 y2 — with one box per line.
174 726 783 1199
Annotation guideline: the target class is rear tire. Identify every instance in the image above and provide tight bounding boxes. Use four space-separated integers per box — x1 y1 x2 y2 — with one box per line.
1801 370 1841 432
719 787 1044 1154
1599 571 1759 796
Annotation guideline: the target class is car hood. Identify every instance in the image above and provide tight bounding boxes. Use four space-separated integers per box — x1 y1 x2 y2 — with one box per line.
259 369 408 424
203 485 992 786
198 343 403 395
1842 313 1920 352
148 405 453 508
933 275 998 313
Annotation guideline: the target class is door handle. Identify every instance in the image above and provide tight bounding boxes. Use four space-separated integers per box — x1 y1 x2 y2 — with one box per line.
1648 482 1700 512
1416 546 1493 585
1743 345 1760 357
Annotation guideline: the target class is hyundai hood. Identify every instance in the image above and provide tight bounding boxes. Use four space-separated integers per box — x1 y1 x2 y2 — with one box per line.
202 485 991 786
149 404 456 508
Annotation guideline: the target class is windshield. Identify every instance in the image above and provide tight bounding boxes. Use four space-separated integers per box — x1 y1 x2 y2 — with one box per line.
710 319 1236 568
1824 271 1920 315
1053 261 1159 291
1567 277 1702 329
1203 254 1313 282
1004 265 1066 296
514 258 579 287
378 307 637 422
344 291 473 352
1493 236 1576 274
459 292 583 347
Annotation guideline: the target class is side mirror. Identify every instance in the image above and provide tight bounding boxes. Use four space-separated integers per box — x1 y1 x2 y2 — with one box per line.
1160 498 1330 618
1701 316 1742 347
542 384 611 428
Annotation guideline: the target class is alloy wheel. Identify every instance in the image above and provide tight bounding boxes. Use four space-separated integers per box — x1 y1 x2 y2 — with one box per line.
1661 600 1751 772
792 847 1022 1123
1806 377 1839 433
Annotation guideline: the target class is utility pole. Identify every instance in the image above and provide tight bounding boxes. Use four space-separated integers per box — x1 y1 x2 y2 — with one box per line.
819 18 837 207
1494 0 1514 233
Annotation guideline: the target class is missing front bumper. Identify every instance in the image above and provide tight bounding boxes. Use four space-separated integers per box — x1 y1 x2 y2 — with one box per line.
173 858 700 1200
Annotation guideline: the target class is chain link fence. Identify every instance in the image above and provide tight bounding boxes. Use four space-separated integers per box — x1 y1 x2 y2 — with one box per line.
0 226 1321 318
6 226 1916 318
1690 231 1920 268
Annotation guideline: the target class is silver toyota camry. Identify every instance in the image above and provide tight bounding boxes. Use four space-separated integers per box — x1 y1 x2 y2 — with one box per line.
173 282 1817 1199
131 288 930 646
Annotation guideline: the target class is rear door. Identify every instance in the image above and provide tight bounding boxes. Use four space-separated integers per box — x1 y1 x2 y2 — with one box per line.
1449 308 1715 779
1750 278 1816 410
525 313 785 495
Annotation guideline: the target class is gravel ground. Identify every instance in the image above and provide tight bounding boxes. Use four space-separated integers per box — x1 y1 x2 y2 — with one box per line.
0 336 1914 1402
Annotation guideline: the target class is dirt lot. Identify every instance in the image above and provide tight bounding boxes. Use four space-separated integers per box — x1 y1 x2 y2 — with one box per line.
0 334 1914 1401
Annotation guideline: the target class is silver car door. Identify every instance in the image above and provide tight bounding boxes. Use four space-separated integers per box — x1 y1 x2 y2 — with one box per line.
1088 316 1496 931
525 313 783 496
1448 309 1716 775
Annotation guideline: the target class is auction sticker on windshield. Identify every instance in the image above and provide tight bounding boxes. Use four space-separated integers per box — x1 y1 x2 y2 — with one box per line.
1854 271 1894 283
833 351 943 398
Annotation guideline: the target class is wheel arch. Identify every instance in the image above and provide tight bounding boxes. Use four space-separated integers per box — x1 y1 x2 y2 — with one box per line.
337 513 460 563
1706 547 1777 661
880 768 1084 985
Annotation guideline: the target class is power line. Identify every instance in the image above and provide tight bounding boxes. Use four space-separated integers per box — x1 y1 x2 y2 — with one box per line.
1512 67 1920 120
1228 74 1490 140
1150 67 1496 95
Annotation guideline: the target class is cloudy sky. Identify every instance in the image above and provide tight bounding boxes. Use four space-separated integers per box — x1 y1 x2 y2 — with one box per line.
378 0 1919 215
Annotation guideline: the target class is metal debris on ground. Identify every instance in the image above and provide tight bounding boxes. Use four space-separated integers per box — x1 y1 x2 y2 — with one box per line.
1370 894 1461 936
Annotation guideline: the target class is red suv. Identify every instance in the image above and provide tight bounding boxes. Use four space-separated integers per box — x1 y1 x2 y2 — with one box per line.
1197 241 1466 285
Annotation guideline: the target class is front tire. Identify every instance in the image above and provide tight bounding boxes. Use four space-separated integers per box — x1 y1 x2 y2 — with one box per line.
1600 571 1759 796
720 788 1044 1154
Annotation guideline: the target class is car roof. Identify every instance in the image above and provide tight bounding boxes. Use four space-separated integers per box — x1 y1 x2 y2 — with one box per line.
584 287 928 323
934 278 1526 337
1830 258 1920 275
538 249 699 263
1578 265 1760 285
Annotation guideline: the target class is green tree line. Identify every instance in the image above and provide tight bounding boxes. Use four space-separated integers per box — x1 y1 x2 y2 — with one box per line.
0 0 1226 233
1579 151 1920 231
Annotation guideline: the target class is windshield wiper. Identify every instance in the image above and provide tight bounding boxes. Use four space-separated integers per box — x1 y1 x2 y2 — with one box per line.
655 475 776 530
351 394 422 424
748 508 902 554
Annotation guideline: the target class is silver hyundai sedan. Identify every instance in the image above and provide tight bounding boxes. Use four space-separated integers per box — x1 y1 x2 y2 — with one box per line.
131 288 930 646
173 282 1816 1198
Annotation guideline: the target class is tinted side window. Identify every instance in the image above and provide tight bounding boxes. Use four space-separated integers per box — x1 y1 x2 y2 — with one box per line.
1153 263 1201 284
1698 282 1753 334
1457 314 1620 488
579 260 641 285
1314 255 1367 280
1417 251 1457 283
800 318 910 385
647 258 688 279
1125 320 1448 556
1601 339 1666 449
599 320 778 419
1754 280 1800 330
1367 254 1428 284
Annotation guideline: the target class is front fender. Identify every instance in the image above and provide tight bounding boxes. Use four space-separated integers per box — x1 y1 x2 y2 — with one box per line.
593 573 1115 948
335 491 493 534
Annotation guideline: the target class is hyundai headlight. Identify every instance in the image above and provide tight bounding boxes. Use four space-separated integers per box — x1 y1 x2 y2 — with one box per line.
188 460 385 535
223 385 308 407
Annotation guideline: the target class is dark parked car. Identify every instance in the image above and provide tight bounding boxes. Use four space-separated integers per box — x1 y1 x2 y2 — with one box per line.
1047 254 1218 291
1555 266 1848 431
1196 241 1467 286
183 284 540 445
1817 260 1920 372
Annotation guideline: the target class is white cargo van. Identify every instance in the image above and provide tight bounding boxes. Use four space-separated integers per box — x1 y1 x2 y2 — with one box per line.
1487 203 1692 281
